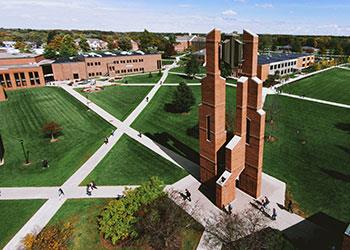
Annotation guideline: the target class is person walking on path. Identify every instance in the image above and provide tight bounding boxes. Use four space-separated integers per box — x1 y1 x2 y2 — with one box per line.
104 137 109 144
272 208 277 220
146 97 149 102
185 189 191 202
111 130 114 136
58 188 64 197
263 196 270 208
86 184 92 196
228 204 233 214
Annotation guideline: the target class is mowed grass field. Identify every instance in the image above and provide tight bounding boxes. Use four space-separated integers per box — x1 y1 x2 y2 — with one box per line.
132 86 236 163
170 65 206 75
264 95 350 222
115 72 162 84
0 88 113 187
78 86 152 121
0 200 45 248
165 73 202 84
280 68 350 105
81 135 188 186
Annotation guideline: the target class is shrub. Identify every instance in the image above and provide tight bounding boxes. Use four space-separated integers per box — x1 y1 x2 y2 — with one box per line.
148 72 152 78
98 177 164 245
23 223 73 250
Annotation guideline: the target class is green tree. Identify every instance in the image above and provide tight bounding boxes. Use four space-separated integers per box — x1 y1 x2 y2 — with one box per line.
43 46 57 59
169 82 196 113
185 55 200 78
79 36 90 52
47 30 59 44
98 177 164 245
221 62 232 78
14 41 29 53
59 35 78 58
118 36 132 51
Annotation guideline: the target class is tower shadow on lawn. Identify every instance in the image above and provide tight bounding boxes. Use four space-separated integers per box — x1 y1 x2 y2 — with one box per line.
283 212 348 250
335 122 350 134
319 167 350 183
144 132 200 178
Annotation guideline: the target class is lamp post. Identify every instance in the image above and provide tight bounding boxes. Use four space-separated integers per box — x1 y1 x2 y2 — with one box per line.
19 139 29 164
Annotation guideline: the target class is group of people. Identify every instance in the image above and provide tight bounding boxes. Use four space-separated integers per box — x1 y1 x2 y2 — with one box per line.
180 189 192 202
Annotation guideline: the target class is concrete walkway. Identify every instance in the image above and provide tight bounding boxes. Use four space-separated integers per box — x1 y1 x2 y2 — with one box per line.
279 92 350 109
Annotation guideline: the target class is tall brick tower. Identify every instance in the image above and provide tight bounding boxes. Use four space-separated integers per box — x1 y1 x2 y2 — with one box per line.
199 29 227 188
200 29 265 208
0 85 6 102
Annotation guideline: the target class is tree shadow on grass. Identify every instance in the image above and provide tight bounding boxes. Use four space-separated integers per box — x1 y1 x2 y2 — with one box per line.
186 124 199 139
144 132 199 165
335 123 350 134
283 212 347 250
319 167 350 183
336 145 350 155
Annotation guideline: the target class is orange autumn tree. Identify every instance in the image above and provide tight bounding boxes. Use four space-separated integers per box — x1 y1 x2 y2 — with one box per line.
42 121 63 142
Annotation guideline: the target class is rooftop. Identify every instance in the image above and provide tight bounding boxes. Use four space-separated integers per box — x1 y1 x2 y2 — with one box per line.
0 53 40 60
258 53 311 65
53 50 160 64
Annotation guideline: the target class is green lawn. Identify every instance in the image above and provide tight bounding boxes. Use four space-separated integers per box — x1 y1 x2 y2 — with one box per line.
81 135 188 186
263 95 350 222
0 199 45 249
280 68 350 105
77 86 151 121
165 73 203 84
0 88 113 187
115 72 162 84
162 59 175 65
132 86 236 163
170 65 206 75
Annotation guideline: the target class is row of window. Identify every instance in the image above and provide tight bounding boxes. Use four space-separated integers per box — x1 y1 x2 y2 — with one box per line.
87 62 101 66
270 61 296 70
302 57 312 61
88 72 103 77
0 72 41 88
87 58 145 67
115 68 145 74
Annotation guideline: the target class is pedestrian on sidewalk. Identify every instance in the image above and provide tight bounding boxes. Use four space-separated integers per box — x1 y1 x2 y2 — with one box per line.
263 196 270 208
287 200 293 213
111 130 114 136
104 137 109 144
272 208 277 220
146 97 149 102
86 184 92 196
138 131 142 138
228 204 232 214
58 188 64 197
185 189 191 202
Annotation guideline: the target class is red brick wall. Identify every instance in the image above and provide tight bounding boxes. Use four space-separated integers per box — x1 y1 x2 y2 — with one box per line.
0 55 44 66
0 66 45 91
258 64 270 82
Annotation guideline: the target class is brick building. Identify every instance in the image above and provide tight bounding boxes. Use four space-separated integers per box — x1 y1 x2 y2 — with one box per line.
257 53 315 82
174 35 206 53
199 29 265 208
52 51 162 81
0 53 47 98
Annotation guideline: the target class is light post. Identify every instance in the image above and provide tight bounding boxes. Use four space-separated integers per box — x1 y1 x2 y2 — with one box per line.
19 139 29 164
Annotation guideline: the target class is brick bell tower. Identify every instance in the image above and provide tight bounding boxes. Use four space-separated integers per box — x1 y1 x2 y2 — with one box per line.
199 29 227 189
200 29 265 208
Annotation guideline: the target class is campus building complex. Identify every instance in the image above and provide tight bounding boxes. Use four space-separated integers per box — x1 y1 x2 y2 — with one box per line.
52 51 162 81
257 53 315 82
199 29 265 208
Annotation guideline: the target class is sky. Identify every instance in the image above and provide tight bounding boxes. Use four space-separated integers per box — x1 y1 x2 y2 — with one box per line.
1 0 350 36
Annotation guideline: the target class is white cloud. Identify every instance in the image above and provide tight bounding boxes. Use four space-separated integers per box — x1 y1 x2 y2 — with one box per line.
222 9 237 16
178 4 191 8
255 3 273 8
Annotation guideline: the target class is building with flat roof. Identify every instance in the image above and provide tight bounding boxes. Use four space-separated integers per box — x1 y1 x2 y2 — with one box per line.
174 34 206 52
0 53 48 96
52 51 162 81
257 53 315 82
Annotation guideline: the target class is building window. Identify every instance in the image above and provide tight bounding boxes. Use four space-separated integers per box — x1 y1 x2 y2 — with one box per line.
29 72 35 85
34 72 40 85
274 65 277 69
0 74 5 87
20 72 26 86
246 118 251 144
73 73 79 79
88 73 92 77
270 65 273 70
206 116 211 141
14 73 21 87
4 74 12 87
